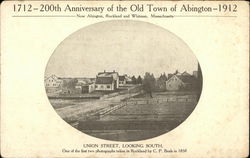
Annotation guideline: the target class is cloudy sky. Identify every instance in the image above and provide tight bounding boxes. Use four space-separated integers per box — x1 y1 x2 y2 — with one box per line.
45 20 198 78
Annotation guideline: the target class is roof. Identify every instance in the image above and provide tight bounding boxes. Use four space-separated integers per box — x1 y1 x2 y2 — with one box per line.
182 71 191 76
76 82 84 86
57 77 72 80
177 75 196 84
168 74 174 79
166 74 196 84
45 74 59 81
95 77 114 84
119 76 126 81
97 71 118 76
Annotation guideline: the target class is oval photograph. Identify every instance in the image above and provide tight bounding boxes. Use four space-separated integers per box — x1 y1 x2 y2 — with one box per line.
44 20 203 141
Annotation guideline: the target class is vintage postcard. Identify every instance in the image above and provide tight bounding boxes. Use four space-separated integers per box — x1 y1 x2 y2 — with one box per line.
1 0 249 157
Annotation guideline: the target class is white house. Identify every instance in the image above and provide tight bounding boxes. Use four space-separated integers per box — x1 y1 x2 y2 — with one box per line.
166 74 196 91
44 75 62 88
95 77 115 91
44 75 63 93
88 83 95 93
97 70 119 89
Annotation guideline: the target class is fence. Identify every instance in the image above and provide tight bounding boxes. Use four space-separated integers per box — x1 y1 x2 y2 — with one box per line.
80 95 197 121
100 85 143 100
81 101 127 121
126 96 197 105
100 92 120 99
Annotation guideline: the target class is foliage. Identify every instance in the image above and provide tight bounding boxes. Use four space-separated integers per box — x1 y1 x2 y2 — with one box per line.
174 70 179 75
62 78 78 90
142 72 156 98
131 76 137 84
155 73 167 91
197 63 203 99
137 75 142 84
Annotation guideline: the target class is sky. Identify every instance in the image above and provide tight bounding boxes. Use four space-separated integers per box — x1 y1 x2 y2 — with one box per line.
45 20 199 78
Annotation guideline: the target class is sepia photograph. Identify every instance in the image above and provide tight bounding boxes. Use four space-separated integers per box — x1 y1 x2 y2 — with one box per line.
44 20 203 141
1 0 249 157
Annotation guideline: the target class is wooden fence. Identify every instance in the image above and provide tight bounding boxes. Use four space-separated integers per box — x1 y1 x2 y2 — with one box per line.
80 95 197 122
126 96 197 105
78 120 176 130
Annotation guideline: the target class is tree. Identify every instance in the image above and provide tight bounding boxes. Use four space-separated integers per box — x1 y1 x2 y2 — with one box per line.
174 70 179 75
62 78 78 90
137 75 142 84
197 63 203 100
156 73 167 91
131 76 137 84
162 73 167 81
142 72 156 98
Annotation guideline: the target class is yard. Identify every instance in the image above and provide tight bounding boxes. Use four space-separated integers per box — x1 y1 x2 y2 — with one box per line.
49 85 142 125
79 91 199 141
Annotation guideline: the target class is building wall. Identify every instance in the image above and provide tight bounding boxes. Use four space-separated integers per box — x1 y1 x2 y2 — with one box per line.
97 72 119 89
109 73 119 89
119 80 126 86
113 74 119 89
61 88 81 94
95 84 114 91
45 76 62 88
88 84 95 93
166 76 184 91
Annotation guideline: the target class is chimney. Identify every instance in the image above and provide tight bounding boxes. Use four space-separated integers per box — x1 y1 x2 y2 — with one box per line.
113 70 115 72
104 70 106 72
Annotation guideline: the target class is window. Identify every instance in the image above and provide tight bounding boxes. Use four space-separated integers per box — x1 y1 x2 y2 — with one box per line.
107 85 110 88
95 85 97 88
101 85 104 88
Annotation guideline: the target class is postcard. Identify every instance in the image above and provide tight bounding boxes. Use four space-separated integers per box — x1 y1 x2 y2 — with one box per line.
1 0 249 157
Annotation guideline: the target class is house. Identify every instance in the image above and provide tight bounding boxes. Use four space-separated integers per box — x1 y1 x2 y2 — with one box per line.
75 82 95 93
119 75 126 85
44 75 63 93
168 70 182 79
44 75 62 88
76 78 96 93
95 77 115 91
166 73 197 91
97 70 119 89
182 71 191 76
74 82 87 93
88 83 95 93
